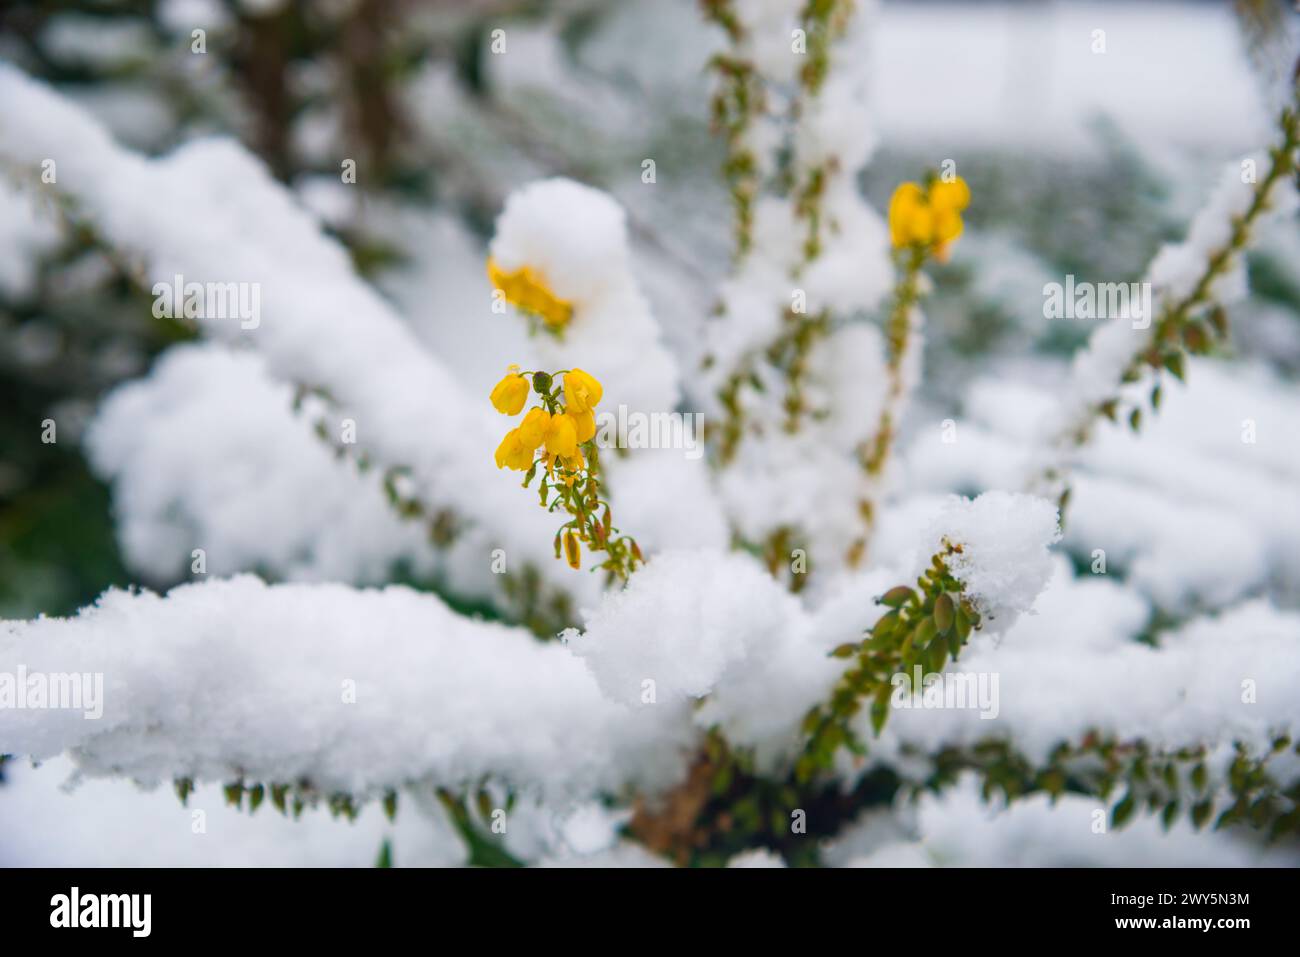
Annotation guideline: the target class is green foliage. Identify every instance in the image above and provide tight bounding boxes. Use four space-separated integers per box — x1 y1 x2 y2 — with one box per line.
919 735 1300 840
797 544 981 784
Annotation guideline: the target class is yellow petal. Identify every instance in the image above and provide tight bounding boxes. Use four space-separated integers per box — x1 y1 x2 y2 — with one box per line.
929 177 970 214
570 407 596 444
517 407 550 448
487 257 574 330
564 368 603 413
888 182 925 248
494 429 525 470
564 531 581 569
933 208 963 244
489 372 530 415
906 205 935 245
544 413 578 459
509 442 535 471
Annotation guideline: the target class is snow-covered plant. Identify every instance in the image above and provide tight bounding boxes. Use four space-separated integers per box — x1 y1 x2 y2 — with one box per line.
1 0 1300 868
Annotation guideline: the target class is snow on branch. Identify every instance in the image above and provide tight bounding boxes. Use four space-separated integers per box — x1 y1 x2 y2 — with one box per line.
84 344 438 586
699 1 894 585
3 495 1295 839
0 575 692 802
874 599 1300 767
1035 88 1300 507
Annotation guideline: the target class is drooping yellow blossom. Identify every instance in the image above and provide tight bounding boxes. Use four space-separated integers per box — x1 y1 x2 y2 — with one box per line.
544 412 579 459
517 407 550 448
888 177 970 253
564 368 603 414
489 368 530 415
929 178 971 216
569 407 596 444
489 364 640 583
487 257 574 330
494 429 534 471
888 183 930 247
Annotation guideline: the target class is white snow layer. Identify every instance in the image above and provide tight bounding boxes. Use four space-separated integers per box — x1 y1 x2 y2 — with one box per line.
9 503 1282 814
0 575 692 800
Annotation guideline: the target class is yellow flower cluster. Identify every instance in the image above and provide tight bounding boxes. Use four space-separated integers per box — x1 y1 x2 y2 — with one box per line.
490 365 640 581
888 177 970 253
492 367 600 479
487 257 574 331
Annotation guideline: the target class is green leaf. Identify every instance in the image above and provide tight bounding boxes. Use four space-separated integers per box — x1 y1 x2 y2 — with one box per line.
830 642 859 659
879 585 916 608
1165 352 1185 381
801 706 822 736
954 604 972 641
1112 791 1136 829
712 761 734 796
914 616 937 649
1039 769 1065 797
1191 799 1213 830
794 754 817 784
869 685 892 735
375 838 393 868
1160 801 1179 831
933 593 954 634
1208 306 1228 338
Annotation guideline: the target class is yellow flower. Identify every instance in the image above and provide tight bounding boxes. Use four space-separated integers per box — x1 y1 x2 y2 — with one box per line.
494 429 535 471
569 407 596 444
888 182 930 248
563 530 581 570
933 208 963 245
517 407 551 448
930 177 970 214
487 257 574 330
489 370 530 415
544 412 578 459
888 177 970 252
930 177 969 247
564 368 603 414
